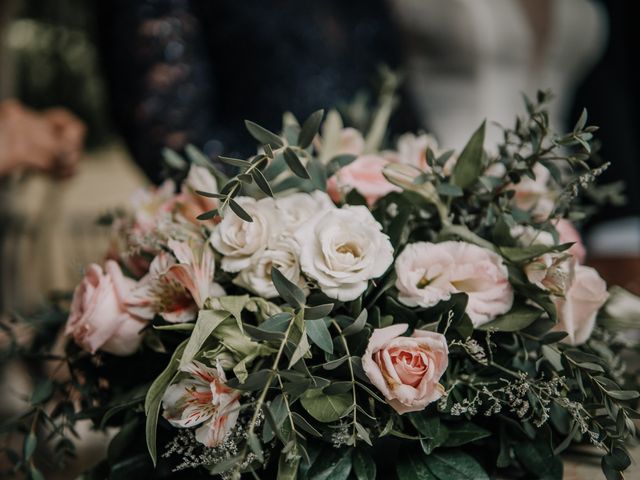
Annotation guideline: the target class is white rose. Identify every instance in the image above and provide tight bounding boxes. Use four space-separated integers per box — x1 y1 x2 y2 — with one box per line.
234 236 307 299
275 191 336 233
210 197 279 272
395 241 514 327
552 265 608 345
295 206 394 301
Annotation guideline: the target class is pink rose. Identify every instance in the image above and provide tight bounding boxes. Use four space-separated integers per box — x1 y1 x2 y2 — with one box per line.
553 265 608 345
362 324 448 414
555 219 586 263
395 241 514 327
327 154 400 206
65 261 146 356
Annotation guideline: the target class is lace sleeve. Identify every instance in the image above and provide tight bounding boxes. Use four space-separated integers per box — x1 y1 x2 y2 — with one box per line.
99 0 223 184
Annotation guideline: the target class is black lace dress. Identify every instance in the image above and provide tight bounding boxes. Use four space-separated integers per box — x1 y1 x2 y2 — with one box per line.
98 0 416 184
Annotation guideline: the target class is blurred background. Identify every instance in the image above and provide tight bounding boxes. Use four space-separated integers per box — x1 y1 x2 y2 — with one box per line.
0 0 638 316
0 0 639 477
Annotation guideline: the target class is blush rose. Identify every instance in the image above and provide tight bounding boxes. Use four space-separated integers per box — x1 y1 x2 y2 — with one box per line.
65 261 146 356
362 324 449 414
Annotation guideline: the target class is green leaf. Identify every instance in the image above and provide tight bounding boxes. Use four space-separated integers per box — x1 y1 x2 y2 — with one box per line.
514 441 562 480
219 155 251 168
108 418 139 463
278 451 300 480
180 310 229 368
261 312 293 332
245 120 284 147
195 190 226 199
30 380 54 405
424 451 489 480
452 121 486 189
247 431 264 463
185 143 211 167
500 243 571 263
396 449 436 480
342 309 368 336
263 395 288 443
252 168 274 197
306 319 334 354
409 415 448 454
29 466 46 480
322 355 349 370
291 412 322 437
304 303 334 320
298 109 324 148
307 449 352 480
352 449 376 480
145 340 188 466
284 147 311 179
436 183 464 197
443 423 491 447
23 432 37 460
227 369 272 391
478 305 542 332
287 311 311 368
196 209 218 221
162 148 187 169
272 267 306 309
228 198 253 222
327 154 357 175
300 389 351 422
308 157 328 191
606 390 640 401
438 224 497 252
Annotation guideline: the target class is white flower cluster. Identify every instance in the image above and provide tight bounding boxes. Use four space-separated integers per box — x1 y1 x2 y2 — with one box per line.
210 191 394 302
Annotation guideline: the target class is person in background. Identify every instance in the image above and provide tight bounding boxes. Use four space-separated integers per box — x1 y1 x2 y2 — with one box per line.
98 0 415 184
0 99 85 178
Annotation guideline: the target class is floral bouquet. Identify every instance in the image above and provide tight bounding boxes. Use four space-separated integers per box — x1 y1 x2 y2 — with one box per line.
2 90 639 480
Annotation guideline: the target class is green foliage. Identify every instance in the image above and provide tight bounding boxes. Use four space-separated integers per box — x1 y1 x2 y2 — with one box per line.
3 89 639 480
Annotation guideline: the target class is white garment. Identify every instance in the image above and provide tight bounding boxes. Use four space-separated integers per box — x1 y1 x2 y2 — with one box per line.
390 0 608 149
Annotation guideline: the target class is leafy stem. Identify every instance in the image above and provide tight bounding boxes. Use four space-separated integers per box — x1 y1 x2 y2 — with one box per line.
331 319 360 446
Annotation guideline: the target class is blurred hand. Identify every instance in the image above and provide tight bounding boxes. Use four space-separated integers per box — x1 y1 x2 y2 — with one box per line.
0 100 86 178
43 107 87 179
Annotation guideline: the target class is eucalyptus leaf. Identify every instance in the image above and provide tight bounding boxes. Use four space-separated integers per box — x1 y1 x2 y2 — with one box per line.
245 120 284 147
300 389 351 422
424 451 489 480
180 310 229 368
229 198 254 222
284 147 311 179
305 319 334 354
479 305 542 332
252 168 274 197
342 309 368 336
272 267 306 309
452 121 486 189
298 109 324 148
352 449 376 480
396 449 436 480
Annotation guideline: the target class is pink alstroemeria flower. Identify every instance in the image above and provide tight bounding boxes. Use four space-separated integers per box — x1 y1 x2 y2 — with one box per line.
162 361 241 447
166 239 223 309
128 240 223 323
